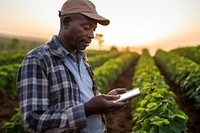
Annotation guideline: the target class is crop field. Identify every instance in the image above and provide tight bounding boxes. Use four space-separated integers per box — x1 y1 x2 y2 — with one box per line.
0 46 200 133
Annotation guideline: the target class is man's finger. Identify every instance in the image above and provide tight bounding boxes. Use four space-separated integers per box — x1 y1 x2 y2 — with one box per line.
103 95 120 101
114 88 127 94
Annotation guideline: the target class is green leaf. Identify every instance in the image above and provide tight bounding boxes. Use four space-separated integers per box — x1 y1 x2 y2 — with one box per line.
150 116 169 126
138 110 148 122
149 126 158 133
168 114 188 120
159 125 173 133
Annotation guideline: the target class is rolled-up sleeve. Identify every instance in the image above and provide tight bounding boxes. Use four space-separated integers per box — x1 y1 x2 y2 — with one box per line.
17 55 87 132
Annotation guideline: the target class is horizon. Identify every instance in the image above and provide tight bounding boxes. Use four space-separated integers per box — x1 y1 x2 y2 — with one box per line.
1 31 199 56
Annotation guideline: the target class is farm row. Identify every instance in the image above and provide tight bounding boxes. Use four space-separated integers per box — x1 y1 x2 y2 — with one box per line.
131 50 188 132
1 46 200 132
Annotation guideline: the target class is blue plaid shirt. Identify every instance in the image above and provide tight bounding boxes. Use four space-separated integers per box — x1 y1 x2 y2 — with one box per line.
17 36 100 133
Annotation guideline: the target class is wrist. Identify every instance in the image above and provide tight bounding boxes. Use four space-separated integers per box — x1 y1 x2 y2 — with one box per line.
84 103 91 117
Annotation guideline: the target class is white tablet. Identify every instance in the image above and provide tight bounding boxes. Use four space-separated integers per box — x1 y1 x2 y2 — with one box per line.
115 88 140 102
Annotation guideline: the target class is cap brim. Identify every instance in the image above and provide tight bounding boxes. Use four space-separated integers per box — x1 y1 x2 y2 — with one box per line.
81 12 110 26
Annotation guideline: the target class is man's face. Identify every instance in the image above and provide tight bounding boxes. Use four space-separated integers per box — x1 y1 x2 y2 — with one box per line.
65 14 97 51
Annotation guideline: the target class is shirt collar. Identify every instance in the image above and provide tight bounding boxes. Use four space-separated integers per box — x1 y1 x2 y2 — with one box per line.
53 35 86 58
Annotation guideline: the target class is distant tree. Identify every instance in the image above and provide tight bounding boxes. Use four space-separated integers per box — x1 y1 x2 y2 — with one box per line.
125 46 130 52
110 46 118 51
95 33 104 50
8 38 20 50
0 42 6 51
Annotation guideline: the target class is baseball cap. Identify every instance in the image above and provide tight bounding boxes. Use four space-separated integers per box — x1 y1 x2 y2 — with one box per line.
59 0 110 26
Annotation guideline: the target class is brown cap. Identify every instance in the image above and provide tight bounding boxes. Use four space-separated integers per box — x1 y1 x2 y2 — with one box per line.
60 0 110 26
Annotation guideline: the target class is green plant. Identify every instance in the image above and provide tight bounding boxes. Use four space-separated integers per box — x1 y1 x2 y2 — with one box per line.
171 46 200 64
131 49 188 133
2 108 25 133
94 52 139 93
0 63 20 99
155 49 200 109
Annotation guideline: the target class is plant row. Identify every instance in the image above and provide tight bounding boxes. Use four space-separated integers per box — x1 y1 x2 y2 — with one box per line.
88 51 121 69
0 50 113 67
131 49 188 133
170 46 200 64
0 51 27 66
154 49 200 109
86 50 110 57
0 63 20 99
94 52 139 93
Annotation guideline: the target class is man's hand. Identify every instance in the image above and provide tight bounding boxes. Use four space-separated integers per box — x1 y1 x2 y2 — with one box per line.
84 94 126 116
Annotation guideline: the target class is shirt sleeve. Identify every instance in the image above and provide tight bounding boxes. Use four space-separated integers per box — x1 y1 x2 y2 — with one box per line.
17 56 87 132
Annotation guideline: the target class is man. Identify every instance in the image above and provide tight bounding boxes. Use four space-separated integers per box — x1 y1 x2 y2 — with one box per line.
17 0 127 132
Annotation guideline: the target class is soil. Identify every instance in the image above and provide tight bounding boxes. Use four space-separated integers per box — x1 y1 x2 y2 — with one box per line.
0 94 19 132
105 60 138 133
0 57 200 133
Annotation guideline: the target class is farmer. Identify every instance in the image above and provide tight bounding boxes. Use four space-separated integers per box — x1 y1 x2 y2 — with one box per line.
17 0 127 132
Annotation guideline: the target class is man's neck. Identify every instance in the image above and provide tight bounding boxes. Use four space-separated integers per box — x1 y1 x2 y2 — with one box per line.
57 34 77 53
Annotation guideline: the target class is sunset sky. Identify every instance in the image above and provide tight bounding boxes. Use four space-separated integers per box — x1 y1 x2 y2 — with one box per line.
0 0 200 53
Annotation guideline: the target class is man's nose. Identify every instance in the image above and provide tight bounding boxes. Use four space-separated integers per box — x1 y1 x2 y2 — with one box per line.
87 29 94 39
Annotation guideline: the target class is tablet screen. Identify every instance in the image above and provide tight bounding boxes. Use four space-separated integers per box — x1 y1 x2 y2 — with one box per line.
116 88 140 102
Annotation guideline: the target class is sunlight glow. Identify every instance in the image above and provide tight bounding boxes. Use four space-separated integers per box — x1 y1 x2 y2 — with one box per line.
0 0 200 52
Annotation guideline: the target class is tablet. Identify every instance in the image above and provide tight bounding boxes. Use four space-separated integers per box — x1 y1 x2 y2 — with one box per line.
115 88 140 102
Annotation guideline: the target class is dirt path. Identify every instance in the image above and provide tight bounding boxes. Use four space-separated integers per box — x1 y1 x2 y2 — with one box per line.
155 62 200 133
105 59 138 133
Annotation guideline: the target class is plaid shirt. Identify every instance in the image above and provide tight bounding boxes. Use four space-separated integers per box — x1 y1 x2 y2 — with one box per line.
17 36 99 133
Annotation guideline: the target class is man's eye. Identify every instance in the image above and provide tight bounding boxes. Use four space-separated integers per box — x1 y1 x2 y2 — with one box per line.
83 25 90 30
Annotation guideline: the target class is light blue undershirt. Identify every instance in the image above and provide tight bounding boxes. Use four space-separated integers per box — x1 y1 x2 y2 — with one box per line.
55 38 105 133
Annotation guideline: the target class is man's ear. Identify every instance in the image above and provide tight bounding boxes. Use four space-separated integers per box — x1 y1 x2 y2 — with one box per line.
62 16 72 29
